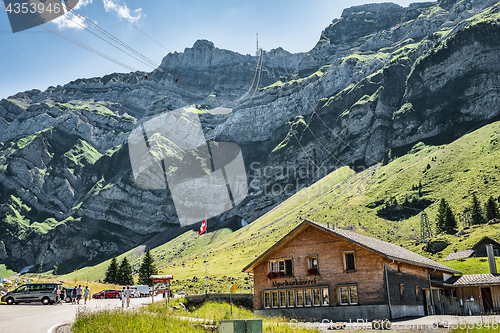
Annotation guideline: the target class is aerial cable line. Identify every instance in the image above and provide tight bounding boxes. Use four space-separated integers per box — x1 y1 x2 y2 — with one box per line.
0 2 138 72
94 0 169 52
69 7 159 68
266 62 344 167
250 50 264 99
235 49 263 102
264 58 331 177
277 52 381 166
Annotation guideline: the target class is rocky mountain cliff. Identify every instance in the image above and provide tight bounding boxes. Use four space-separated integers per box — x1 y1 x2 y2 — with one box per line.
1 0 499 273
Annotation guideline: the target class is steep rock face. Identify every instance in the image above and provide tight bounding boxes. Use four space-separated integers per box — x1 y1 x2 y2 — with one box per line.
392 20 500 147
158 40 301 101
327 3 406 44
1 0 500 273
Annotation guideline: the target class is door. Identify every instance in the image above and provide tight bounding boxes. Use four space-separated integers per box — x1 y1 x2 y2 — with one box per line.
14 285 29 302
432 289 441 314
422 290 429 316
481 288 494 313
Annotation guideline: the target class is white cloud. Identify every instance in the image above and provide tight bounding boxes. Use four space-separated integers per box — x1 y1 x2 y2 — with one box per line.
103 0 142 23
52 0 93 30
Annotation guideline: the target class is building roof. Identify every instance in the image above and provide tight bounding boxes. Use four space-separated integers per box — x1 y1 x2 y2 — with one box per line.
443 249 475 261
445 273 500 286
242 219 461 274
473 236 500 249
150 275 173 279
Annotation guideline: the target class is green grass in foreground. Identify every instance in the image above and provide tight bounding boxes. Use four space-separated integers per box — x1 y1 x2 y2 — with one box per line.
73 299 316 333
146 298 317 333
72 309 205 333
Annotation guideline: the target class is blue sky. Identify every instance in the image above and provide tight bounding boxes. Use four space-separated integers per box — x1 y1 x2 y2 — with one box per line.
0 0 429 98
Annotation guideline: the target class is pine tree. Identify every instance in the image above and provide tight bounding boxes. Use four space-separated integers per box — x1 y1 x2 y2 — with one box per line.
52 261 58 275
104 257 118 284
470 193 485 225
485 196 499 222
117 257 134 286
444 204 457 232
436 198 457 233
436 198 447 233
138 249 157 286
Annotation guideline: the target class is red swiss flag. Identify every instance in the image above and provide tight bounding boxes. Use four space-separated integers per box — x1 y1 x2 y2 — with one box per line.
198 218 207 235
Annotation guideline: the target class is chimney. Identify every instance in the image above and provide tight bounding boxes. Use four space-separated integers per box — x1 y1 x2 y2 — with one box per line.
486 244 497 274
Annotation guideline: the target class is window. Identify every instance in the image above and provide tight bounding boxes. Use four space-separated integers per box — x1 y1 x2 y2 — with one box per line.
452 290 457 298
321 288 329 306
339 285 358 305
400 284 405 300
296 290 304 307
271 291 278 308
278 261 285 272
343 251 356 271
415 286 420 301
287 290 295 307
312 289 321 306
494 248 499 257
304 289 312 306
268 258 293 277
264 289 330 309
307 256 318 275
279 291 286 307
263 292 270 308
349 286 358 304
16 285 27 293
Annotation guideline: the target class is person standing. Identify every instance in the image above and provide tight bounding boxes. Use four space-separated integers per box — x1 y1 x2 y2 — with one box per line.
121 287 126 308
83 286 90 305
125 285 131 308
72 286 77 304
59 288 65 305
76 285 83 304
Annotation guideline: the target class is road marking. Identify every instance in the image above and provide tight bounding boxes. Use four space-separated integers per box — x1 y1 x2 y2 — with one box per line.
47 322 63 333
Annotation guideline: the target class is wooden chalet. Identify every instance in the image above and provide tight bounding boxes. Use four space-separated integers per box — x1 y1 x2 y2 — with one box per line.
243 220 461 320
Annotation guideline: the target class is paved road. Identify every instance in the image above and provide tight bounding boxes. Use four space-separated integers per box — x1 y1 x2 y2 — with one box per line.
0 297 165 333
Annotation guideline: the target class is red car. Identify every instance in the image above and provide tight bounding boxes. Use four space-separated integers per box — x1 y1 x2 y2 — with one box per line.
92 289 121 299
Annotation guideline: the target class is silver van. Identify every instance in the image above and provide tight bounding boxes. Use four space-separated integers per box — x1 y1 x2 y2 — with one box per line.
1 283 61 305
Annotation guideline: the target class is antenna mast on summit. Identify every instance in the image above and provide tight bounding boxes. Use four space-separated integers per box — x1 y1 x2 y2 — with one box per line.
256 33 259 56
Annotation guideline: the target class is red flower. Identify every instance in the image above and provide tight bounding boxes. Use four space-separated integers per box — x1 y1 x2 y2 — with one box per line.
308 268 318 275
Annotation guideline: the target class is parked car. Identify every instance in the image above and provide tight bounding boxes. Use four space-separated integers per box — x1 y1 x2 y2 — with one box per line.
129 287 140 298
92 289 120 299
1 283 61 305
62 287 73 303
131 285 150 297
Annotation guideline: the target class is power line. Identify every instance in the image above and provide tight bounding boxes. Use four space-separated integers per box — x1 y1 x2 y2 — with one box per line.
0 2 139 72
276 53 381 166
69 7 159 68
95 0 169 52
235 49 263 102
264 55 332 178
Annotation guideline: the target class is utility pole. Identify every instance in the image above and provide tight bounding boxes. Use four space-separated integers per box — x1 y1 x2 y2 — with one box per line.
256 33 258 56
421 211 432 242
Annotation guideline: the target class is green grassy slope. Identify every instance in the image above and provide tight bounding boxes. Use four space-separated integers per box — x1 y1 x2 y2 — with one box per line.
60 121 500 291
0 264 15 279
